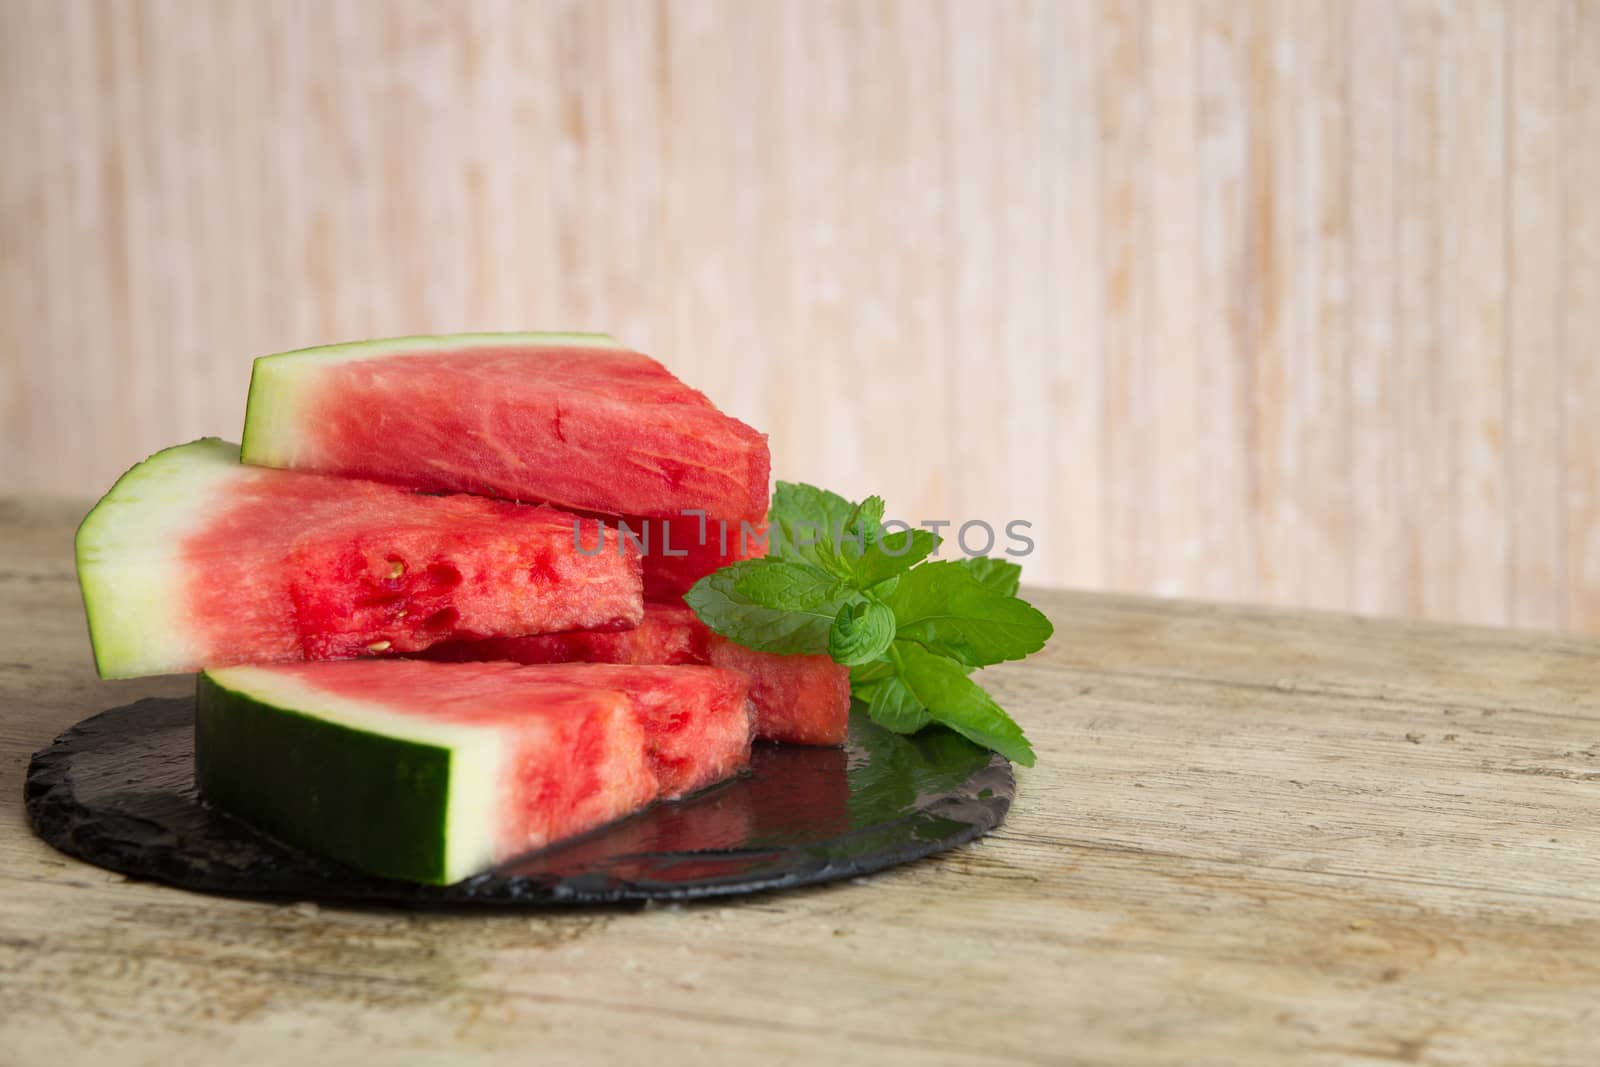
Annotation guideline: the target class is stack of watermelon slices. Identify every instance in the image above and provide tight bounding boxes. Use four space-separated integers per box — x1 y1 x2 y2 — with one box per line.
76 333 851 885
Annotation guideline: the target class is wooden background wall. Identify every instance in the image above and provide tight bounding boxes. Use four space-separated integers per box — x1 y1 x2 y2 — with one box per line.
3 0 1597 631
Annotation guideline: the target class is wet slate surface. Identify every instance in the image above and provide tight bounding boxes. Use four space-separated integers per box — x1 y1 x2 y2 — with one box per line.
25 696 1013 906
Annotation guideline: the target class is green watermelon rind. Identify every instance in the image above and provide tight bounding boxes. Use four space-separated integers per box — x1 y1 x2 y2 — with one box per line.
75 438 249 679
240 331 623 468
197 666 503 886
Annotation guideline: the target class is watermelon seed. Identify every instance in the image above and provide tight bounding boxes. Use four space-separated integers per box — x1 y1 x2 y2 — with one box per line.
386 559 406 580
367 640 392 652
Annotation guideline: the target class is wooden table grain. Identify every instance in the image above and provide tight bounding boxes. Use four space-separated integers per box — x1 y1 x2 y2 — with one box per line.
3 497 1598 1066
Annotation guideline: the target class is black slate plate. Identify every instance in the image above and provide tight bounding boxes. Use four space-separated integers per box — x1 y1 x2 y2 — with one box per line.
25 697 1012 906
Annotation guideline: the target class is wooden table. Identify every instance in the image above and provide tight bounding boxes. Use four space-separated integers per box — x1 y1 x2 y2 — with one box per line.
3 498 1598 1065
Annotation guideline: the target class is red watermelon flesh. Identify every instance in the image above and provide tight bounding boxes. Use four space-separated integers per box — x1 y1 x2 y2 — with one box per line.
487 663 753 798
424 603 852 747
241 333 771 522
629 516 769 600
424 601 711 666
706 638 852 746
76 439 642 679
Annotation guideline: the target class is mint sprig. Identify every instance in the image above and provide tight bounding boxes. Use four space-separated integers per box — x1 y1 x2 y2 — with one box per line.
684 482 1050 766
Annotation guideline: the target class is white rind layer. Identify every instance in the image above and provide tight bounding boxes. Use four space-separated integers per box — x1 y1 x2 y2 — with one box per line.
75 439 254 679
240 332 623 469
203 665 507 884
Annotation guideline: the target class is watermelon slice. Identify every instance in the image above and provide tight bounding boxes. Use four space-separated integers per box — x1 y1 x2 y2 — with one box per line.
196 661 659 885
424 603 851 747
240 332 771 522
76 439 641 679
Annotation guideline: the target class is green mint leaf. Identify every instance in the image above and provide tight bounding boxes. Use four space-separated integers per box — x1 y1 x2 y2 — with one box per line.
731 558 852 609
815 495 885 582
684 559 851 655
891 641 1035 766
767 482 858 570
848 495 887 535
885 560 1053 667
864 674 932 733
850 659 896 687
827 600 897 666
848 524 939 589
957 557 1022 597
770 482 939 589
